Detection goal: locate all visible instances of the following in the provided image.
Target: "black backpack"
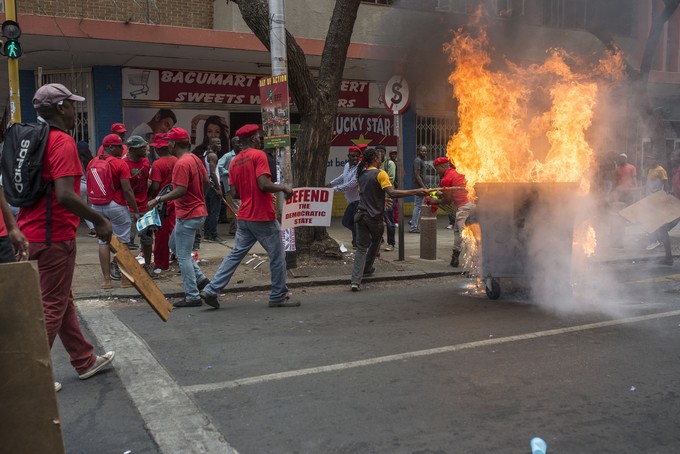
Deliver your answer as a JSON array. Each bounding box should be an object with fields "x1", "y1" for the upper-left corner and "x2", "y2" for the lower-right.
[{"x1": 0, "y1": 122, "x2": 53, "y2": 242}]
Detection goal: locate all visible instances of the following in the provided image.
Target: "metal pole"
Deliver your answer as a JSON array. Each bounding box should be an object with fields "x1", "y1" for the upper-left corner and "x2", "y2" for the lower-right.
[
  {"x1": 395, "y1": 111, "x2": 405, "y2": 261},
  {"x1": 5, "y1": 0, "x2": 22, "y2": 124},
  {"x1": 269, "y1": 0, "x2": 296, "y2": 268}
]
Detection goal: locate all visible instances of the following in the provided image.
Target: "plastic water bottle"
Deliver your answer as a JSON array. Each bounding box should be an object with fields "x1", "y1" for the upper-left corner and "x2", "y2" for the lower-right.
[{"x1": 530, "y1": 437, "x2": 547, "y2": 454}]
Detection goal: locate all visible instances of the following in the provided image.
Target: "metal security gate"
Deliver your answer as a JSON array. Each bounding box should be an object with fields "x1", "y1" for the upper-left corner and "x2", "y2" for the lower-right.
[
  {"x1": 36, "y1": 69, "x2": 95, "y2": 145},
  {"x1": 415, "y1": 114, "x2": 457, "y2": 161}
]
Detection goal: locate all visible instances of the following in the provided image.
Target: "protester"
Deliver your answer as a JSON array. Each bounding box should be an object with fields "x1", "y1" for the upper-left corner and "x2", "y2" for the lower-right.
[
  {"x1": 377, "y1": 144, "x2": 396, "y2": 251},
  {"x1": 76, "y1": 140, "x2": 97, "y2": 237},
  {"x1": 217, "y1": 137, "x2": 241, "y2": 235},
  {"x1": 645, "y1": 154, "x2": 669, "y2": 251},
  {"x1": 389, "y1": 148, "x2": 399, "y2": 223},
  {"x1": 97, "y1": 123, "x2": 129, "y2": 157},
  {"x1": 654, "y1": 150, "x2": 680, "y2": 265},
  {"x1": 148, "y1": 127, "x2": 210, "y2": 307},
  {"x1": 613, "y1": 153, "x2": 638, "y2": 205},
  {"x1": 18, "y1": 83, "x2": 115, "y2": 391},
  {"x1": 195, "y1": 137, "x2": 224, "y2": 243},
  {"x1": 328, "y1": 146, "x2": 361, "y2": 248},
  {"x1": 351, "y1": 147, "x2": 429, "y2": 291},
  {"x1": 148, "y1": 133, "x2": 177, "y2": 272},
  {"x1": 198, "y1": 124, "x2": 297, "y2": 309},
  {"x1": 0, "y1": 183, "x2": 28, "y2": 263},
  {"x1": 409, "y1": 145, "x2": 429, "y2": 233},
  {"x1": 123, "y1": 135, "x2": 155, "y2": 275},
  {"x1": 430, "y1": 157, "x2": 475, "y2": 268}
]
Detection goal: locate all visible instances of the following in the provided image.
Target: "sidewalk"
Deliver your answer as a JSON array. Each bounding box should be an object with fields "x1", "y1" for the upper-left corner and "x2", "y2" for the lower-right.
[{"x1": 71, "y1": 216, "x2": 680, "y2": 300}]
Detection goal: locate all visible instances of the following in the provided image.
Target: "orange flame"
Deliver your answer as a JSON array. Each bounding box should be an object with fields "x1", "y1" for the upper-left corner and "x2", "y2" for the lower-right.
[
  {"x1": 573, "y1": 220, "x2": 597, "y2": 257},
  {"x1": 444, "y1": 27, "x2": 625, "y2": 196}
]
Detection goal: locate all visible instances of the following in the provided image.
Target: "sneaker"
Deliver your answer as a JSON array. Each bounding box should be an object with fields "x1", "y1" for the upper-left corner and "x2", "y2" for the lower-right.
[
  {"x1": 646, "y1": 240, "x2": 661, "y2": 251},
  {"x1": 204, "y1": 235, "x2": 227, "y2": 244},
  {"x1": 79, "y1": 351, "x2": 115, "y2": 380},
  {"x1": 409, "y1": 228, "x2": 420, "y2": 234},
  {"x1": 199, "y1": 290, "x2": 220, "y2": 309},
  {"x1": 446, "y1": 224, "x2": 454, "y2": 230},
  {"x1": 110, "y1": 262, "x2": 121, "y2": 280},
  {"x1": 87, "y1": 229, "x2": 97, "y2": 238},
  {"x1": 350, "y1": 284, "x2": 360, "y2": 292},
  {"x1": 54, "y1": 382, "x2": 62, "y2": 392},
  {"x1": 384, "y1": 245, "x2": 394, "y2": 252},
  {"x1": 268, "y1": 295, "x2": 301, "y2": 307},
  {"x1": 144, "y1": 265, "x2": 158, "y2": 280},
  {"x1": 173, "y1": 299, "x2": 203, "y2": 308},
  {"x1": 197, "y1": 277, "x2": 210, "y2": 291}
]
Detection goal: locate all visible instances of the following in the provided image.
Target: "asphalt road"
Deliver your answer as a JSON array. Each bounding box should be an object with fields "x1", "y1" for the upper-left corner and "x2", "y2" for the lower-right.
[{"x1": 53, "y1": 261, "x2": 680, "y2": 453}]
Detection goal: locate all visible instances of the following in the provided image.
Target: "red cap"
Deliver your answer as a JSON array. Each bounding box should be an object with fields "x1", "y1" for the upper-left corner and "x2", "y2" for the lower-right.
[
  {"x1": 149, "y1": 133, "x2": 169, "y2": 148},
  {"x1": 102, "y1": 134, "x2": 123, "y2": 147},
  {"x1": 166, "y1": 127, "x2": 190, "y2": 142},
  {"x1": 433, "y1": 157, "x2": 450, "y2": 167},
  {"x1": 235, "y1": 124, "x2": 260, "y2": 139},
  {"x1": 111, "y1": 123, "x2": 127, "y2": 133}
]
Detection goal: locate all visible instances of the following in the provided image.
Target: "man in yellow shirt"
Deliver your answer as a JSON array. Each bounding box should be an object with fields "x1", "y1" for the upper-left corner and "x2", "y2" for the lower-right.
[{"x1": 645, "y1": 154, "x2": 669, "y2": 250}]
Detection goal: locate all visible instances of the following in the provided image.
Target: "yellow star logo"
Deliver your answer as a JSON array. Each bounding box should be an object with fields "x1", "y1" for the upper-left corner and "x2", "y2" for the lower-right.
[{"x1": 351, "y1": 134, "x2": 372, "y2": 147}]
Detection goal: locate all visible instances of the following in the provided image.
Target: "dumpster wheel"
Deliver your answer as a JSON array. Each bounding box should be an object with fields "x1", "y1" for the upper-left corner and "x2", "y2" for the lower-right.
[{"x1": 485, "y1": 278, "x2": 501, "y2": 300}]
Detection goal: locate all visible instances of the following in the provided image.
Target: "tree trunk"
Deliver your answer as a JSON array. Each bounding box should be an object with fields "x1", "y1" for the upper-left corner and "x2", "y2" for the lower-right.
[{"x1": 228, "y1": 0, "x2": 361, "y2": 257}]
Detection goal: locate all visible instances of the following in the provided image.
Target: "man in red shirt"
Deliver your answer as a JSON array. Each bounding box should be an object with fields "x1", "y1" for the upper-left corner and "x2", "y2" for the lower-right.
[
  {"x1": 123, "y1": 135, "x2": 154, "y2": 275},
  {"x1": 97, "y1": 123, "x2": 129, "y2": 157},
  {"x1": 148, "y1": 133, "x2": 177, "y2": 272},
  {"x1": 18, "y1": 83, "x2": 115, "y2": 390},
  {"x1": 87, "y1": 134, "x2": 140, "y2": 288},
  {"x1": 614, "y1": 153, "x2": 638, "y2": 205},
  {"x1": 196, "y1": 124, "x2": 297, "y2": 309},
  {"x1": 148, "y1": 127, "x2": 210, "y2": 307},
  {"x1": 431, "y1": 157, "x2": 476, "y2": 268}
]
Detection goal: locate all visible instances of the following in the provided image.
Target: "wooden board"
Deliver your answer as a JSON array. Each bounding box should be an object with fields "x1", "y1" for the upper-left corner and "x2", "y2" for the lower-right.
[
  {"x1": 0, "y1": 261, "x2": 65, "y2": 454},
  {"x1": 618, "y1": 191, "x2": 680, "y2": 233},
  {"x1": 109, "y1": 236, "x2": 173, "y2": 321}
]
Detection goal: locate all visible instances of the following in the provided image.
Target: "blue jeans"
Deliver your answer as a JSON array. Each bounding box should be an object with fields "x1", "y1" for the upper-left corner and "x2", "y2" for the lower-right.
[
  {"x1": 171, "y1": 216, "x2": 207, "y2": 301},
  {"x1": 410, "y1": 195, "x2": 425, "y2": 230},
  {"x1": 342, "y1": 200, "x2": 359, "y2": 247},
  {"x1": 203, "y1": 187, "x2": 221, "y2": 239},
  {"x1": 204, "y1": 219, "x2": 288, "y2": 302}
]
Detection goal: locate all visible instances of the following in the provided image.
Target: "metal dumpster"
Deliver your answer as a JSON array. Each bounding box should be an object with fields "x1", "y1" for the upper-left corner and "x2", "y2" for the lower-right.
[{"x1": 474, "y1": 182, "x2": 577, "y2": 300}]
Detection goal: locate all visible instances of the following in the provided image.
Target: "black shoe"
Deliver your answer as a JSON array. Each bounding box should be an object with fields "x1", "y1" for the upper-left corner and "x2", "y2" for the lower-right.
[
  {"x1": 199, "y1": 290, "x2": 220, "y2": 309},
  {"x1": 197, "y1": 277, "x2": 210, "y2": 291},
  {"x1": 110, "y1": 262, "x2": 121, "y2": 280},
  {"x1": 144, "y1": 265, "x2": 158, "y2": 280},
  {"x1": 450, "y1": 251, "x2": 460, "y2": 268},
  {"x1": 363, "y1": 266, "x2": 376, "y2": 276},
  {"x1": 268, "y1": 295, "x2": 301, "y2": 307},
  {"x1": 173, "y1": 299, "x2": 202, "y2": 308}
]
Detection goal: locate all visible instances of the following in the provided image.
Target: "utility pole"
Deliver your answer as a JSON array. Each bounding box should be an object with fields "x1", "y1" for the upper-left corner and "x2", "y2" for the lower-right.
[
  {"x1": 268, "y1": 0, "x2": 296, "y2": 268},
  {"x1": 4, "y1": 0, "x2": 22, "y2": 123}
]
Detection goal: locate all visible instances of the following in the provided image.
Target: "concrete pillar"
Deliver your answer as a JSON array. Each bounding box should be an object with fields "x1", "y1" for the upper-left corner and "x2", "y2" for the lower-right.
[{"x1": 420, "y1": 206, "x2": 437, "y2": 260}]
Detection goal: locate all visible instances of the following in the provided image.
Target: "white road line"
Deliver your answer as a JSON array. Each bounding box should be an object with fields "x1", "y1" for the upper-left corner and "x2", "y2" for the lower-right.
[
  {"x1": 78, "y1": 299, "x2": 239, "y2": 454},
  {"x1": 184, "y1": 309, "x2": 680, "y2": 395}
]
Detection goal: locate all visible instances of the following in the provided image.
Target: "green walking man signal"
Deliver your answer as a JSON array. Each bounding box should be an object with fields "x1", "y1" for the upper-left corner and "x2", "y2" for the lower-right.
[{"x1": 1, "y1": 20, "x2": 22, "y2": 59}]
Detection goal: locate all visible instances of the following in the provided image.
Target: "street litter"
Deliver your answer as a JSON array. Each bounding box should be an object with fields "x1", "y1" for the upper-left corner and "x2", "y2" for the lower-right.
[
  {"x1": 630, "y1": 385, "x2": 636, "y2": 392},
  {"x1": 245, "y1": 256, "x2": 258, "y2": 265},
  {"x1": 530, "y1": 437, "x2": 547, "y2": 454},
  {"x1": 339, "y1": 243, "x2": 348, "y2": 253},
  {"x1": 253, "y1": 260, "x2": 266, "y2": 269}
]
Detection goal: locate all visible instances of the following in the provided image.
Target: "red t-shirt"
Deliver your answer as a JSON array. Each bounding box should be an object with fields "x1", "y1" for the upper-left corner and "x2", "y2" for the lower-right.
[
  {"x1": 229, "y1": 148, "x2": 276, "y2": 221},
  {"x1": 123, "y1": 156, "x2": 151, "y2": 212},
  {"x1": 17, "y1": 129, "x2": 82, "y2": 242},
  {"x1": 615, "y1": 163, "x2": 637, "y2": 190},
  {"x1": 0, "y1": 206, "x2": 7, "y2": 237},
  {"x1": 172, "y1": 153, "x2": 207, "y2": 220},
  {"x1": 149, "y1": 155, "x2": 177, "y2": 194},
  {"x1": 440, "y1": 167, "x2": 470, "y2": 207}
]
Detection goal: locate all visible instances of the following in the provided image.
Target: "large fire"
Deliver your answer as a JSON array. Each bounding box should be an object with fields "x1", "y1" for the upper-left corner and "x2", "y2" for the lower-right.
[{"x1": 444, "y1": 26, "x2": 625, "y2": 196}]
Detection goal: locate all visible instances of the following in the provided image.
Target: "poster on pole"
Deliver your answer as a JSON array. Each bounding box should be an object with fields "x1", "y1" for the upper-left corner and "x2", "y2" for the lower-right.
[
  {"x1": 282, "y1": 188, "x2": 335, "y2": 229},
  {"x1": 259, "y1": 74, "x2": 291, "y2": 148}
]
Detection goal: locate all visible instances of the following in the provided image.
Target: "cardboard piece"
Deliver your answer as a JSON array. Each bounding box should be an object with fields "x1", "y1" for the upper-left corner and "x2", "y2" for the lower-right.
[
  {"x1": 0, "y1": 261, "x2": 65, "y2": 454},
  {"x1": 618, "y1": 191, "x2": 680, "y2": 233},
  {"x1": 109, "y1": 236, "x2": 173, "y2": 321}
]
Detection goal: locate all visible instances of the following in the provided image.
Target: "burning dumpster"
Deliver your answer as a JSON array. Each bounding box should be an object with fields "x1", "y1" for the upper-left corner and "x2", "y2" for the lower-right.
[{"x1": 474, "y1": 183, "x2": 578, "y2": 300}]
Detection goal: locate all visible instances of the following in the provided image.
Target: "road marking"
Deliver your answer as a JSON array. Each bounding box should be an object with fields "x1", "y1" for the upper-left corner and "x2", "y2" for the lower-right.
[
  {"x1": 78, "y1": 300, "x2": 239, "y2": 454},
  {"x1": 626, "y1": 273, "x2": 680, "y2": 284},
  {"x1": 184, "y1": 309, "x2": 680, "y2": 394}
]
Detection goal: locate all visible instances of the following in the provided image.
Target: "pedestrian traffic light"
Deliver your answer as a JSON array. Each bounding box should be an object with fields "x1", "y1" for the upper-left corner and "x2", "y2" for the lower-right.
[{"x1": 1, "y1": 20, "x2": 22, "y2": 59}]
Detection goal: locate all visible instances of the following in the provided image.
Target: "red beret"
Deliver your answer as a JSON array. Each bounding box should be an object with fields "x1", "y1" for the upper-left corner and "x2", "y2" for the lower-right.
[
  {"x1": 166, "y1": 127, "x2": 190, "y2": 142},
  {"x1": 348, "y1": 146, "x2": 361, "y2": 154},
  {"x1": 433, "y1": 157, "x2": 450, "y2": 167},
  {"x1": 357, "y1": 143, "x2": 368, "y2": 150},
  {"x1": 102, "y1": 134, "x2": 123, "y2": 147},
  {"x1": 235, "y1": 124, "x2": 260, "y2": 139},
  {"x1": 149, "y1": 133, "x2": 169, "y2": 148},
  {"x1": 111, "y1": 123, "x2": 127, "y2": 133}
]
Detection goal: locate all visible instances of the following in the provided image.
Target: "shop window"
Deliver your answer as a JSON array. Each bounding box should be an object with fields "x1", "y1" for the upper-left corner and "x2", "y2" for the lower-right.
[{"x1": 542, "y1": 0, "x2": 634, "y2": 36}]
